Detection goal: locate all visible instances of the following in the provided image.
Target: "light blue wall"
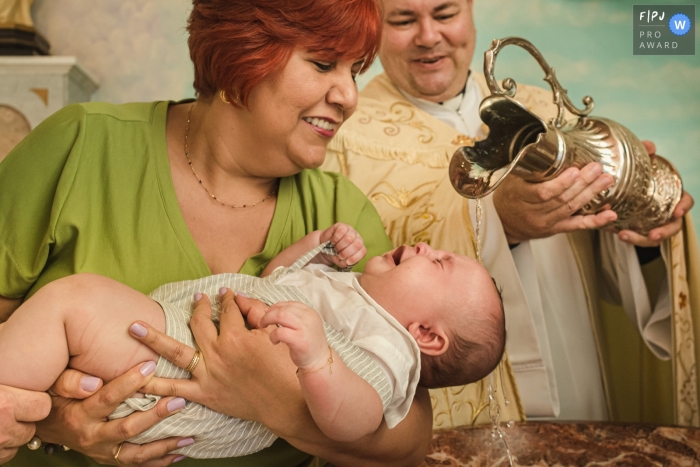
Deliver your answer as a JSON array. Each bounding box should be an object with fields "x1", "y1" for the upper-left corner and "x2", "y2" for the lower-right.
[
  {"x1": 32, "y1": 0, "x2": 194, "y2": 103},
  {"x1": 33, "y1": 0, "x2": 700, "y2": 239}
]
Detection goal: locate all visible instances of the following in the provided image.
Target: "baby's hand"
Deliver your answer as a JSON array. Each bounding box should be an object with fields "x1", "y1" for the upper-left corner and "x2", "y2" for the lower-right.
[
  {"x1": 258, "y1": 301, "x2": 329, "y2": 371},
  {"x1": 320, "y1": 223, "x2": 366, "y2": 270},
  {"x1": 234, "y1": 293, "x2": 267, "y2": 328}
]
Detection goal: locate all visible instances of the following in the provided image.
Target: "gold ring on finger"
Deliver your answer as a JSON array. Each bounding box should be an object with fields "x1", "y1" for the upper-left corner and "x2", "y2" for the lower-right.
[
  {"x1": 184, "y1": 349, "x2": 202, "y2": 372},
  {"x1": 114, "y1": 442, "x2": 123, "y2": 465}
]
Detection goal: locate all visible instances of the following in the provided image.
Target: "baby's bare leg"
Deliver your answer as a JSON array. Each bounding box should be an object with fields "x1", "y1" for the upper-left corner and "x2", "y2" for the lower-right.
[{"x1": 0, "y1": 274, "x2": 166, "y2": 391}]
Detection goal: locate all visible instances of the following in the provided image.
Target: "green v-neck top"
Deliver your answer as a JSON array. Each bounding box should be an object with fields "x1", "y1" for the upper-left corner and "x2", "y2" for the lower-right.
[{"x1": 0, "y1": 101, "x2": 392, "y2": 467}]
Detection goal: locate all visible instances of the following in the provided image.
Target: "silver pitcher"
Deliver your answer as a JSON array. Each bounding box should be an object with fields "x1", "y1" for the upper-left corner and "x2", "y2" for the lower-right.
[{"x1": 449, "y1": 37, "x2": 682, "y2": 234}]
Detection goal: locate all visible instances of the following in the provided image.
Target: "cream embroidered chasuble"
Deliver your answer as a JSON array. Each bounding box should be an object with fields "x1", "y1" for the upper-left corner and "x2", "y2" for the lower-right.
[{"x1": 324, "y1": 72, "x2": 700, "y2": 427}]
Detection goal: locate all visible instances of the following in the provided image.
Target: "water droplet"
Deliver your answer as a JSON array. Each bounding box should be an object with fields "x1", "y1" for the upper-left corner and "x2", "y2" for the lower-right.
[{"x1": 475, "y1": 199, "x2": 483, "y2": 264}]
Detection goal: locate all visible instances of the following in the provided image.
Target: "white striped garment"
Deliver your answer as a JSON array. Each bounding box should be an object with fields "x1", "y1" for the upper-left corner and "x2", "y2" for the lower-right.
[{"x1": 108, "y1": 243, "x2": 391, "y2": 459}]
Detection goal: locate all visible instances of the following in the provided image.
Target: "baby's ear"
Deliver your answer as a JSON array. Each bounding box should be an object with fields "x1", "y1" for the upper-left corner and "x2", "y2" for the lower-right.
[{"x1": 407, "y1": 322, "x2": 449, "y2": 356}]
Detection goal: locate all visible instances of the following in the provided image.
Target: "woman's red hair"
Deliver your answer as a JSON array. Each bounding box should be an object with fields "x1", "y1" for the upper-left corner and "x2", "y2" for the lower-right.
[{"x1": 188, "y1": 0, "x2": 382, "y2": 105}]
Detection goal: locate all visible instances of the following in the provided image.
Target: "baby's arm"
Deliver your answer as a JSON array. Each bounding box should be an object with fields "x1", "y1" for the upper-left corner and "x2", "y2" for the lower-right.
[
  {"x1": 239, "y1": 296, "x2": 384, "y2": 441},
  {"x1": 261, "y1": 223, "x2": 366, "y2": 277}
]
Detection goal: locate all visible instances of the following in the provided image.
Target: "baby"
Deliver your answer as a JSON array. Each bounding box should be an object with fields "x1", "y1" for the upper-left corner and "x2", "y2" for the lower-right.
[{"x1": 0, "y1": 223, "x2": 505, "y2": 459}]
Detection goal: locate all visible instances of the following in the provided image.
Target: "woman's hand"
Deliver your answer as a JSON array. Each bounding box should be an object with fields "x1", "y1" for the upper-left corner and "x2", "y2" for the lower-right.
[
  {"x1": 131, "y1": 290, "x2": 302, "y2": 430},
  {"x1": 0, "y1": 384, "x2": 51, "y2": 464},
  {"x1": 36, "y1": 364, "x2": 192, "y2": 466}
]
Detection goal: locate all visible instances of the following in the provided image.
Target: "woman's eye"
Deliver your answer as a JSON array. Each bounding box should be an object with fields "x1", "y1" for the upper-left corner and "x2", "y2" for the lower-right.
[{"x1": 313, "y1": 62, "x2": 332, "y2": 72}]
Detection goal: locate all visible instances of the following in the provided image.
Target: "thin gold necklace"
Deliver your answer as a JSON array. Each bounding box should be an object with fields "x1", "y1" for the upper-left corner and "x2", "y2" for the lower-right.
[{"x1": 184, "y1": 105, "x2": 277, "y2": 208}]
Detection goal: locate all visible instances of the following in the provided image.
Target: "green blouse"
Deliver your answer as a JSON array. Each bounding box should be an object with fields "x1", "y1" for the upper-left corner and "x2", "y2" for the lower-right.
[{"x1": 0, "y1": 101, "x2": 392, "y2": 467}]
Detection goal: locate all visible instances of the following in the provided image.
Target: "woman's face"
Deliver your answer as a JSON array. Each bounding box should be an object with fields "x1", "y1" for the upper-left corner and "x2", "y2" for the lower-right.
[{"x1": 239, "y1": 49, "x2": 365, "y2": 176}]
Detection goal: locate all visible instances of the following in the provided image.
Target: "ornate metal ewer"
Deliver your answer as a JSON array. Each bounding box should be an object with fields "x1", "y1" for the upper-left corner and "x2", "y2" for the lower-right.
[{"x1": 449, "y1": 37, "x2": 682, "y2": 234}]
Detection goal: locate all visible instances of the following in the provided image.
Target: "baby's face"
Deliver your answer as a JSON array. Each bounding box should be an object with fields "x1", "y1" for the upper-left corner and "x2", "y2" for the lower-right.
[{"x1": 359, "y1": 243, "x2": 488, "y2": 327}]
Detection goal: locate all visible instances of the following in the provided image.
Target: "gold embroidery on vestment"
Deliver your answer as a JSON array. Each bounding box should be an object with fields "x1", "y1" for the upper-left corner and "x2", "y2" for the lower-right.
[
  {"x1": 431, "y1": 377, "x2": 509, "y2": 428},
  {"x1": 369, "y1": 181, "x2": 436, "y2": 210},
  {"x1": 369, "y1": 181, "x2": 442, "y2": 247},
  {"x1": 670, "y1": 231, "x2": 699, "y2": 425},
  {"x1": 357, "y1": 102, "x2": 435, "y2": 143},
  {"x1": 451, "y1": 135, "x2": 475, "y2": 146}
]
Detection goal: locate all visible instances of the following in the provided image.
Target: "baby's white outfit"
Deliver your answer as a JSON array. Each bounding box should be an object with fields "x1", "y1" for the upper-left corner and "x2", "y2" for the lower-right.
[{"x1": 108, "y1": 243, "x2": 420, "y2": 459}]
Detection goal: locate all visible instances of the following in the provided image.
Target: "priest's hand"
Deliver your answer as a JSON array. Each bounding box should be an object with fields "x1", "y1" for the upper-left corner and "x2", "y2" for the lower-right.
[
  {"x1": 493, "y1": 161, "x2": 616, "y2": 244},
  {"x1": 614, "y1": 142, "x2": 694, "y2": 247}
]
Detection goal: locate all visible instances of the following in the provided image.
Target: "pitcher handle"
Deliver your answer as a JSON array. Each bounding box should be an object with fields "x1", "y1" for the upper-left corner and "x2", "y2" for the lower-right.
[{"x1": 484, "y1": 37, "x2": 594, "y2": 128}]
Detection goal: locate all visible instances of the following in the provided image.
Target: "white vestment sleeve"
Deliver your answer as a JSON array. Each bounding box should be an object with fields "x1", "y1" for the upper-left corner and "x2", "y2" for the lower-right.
[{"x1": 598, "y1": 233, "x2": 672, "y2": 360}]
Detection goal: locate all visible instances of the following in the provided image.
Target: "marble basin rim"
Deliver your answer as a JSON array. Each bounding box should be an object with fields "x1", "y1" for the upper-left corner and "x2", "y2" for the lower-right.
[{"x1": 421, "y1": 421, "x2": 700, "y2": 467}]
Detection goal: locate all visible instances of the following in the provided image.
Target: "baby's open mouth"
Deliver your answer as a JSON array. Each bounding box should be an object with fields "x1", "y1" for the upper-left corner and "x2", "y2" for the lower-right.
[{"x1": 392, "y1": 246, "x2": 407, "y2": 265}]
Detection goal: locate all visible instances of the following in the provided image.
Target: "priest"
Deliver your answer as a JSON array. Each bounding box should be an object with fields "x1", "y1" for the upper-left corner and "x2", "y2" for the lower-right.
[{"x1": 323, "y1": 0, "x2": 700, "y2": 427}]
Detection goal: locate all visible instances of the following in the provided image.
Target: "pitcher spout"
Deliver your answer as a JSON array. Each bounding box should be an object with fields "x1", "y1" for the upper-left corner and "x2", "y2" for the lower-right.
[{"x1": 449, "y1": 95, "x2": 564, "y2": 199}]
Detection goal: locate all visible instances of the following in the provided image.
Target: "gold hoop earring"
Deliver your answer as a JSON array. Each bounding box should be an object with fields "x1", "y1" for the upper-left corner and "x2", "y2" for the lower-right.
[{"x1": 220, "y1": 89, "x2": 241, "y2": 105}]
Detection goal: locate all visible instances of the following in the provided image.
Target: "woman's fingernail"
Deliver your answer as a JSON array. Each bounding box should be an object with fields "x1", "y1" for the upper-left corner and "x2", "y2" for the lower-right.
[
  {"x1": 237, "y1": 292, "x2": 249, "y2": 298},
  {"x1": 219, "y1": 287, "x2": 227, "y2": 296},
  {"x1": 174, "y1": 455, "x2": 186, "y2": 463},
  {"x1": 167, "y1": 397, "x2": 186, "y2": 412},
  {"x1": 130, "y1": 322, "x2": 148, "y2": 338},
  {"x1": 140, "y1": 361, "x2": 157, "y2": 376},
  {"x1": 620, "y1": 234, "x2": 629, "y2": 242},
  {"x1": 80, "y1": 376, "x2": 100, "y2": 392},
  {"x1": 194, "y1": 292, "x2": 202, "y2": 302},
  {"x1": 177, "y1": 438, "x2": 194, "y2": 448}
]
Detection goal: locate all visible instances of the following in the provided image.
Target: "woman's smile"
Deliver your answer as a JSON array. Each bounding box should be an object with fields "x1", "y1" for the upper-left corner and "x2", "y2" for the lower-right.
[{"x1": 302, "y1": 116, "x2": 339, "y2": 138}]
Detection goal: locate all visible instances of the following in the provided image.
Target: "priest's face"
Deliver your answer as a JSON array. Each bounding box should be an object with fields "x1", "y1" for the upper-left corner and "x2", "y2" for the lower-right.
[{"x1": 379, "y1": 0, "x2": 476, "y2": 103}]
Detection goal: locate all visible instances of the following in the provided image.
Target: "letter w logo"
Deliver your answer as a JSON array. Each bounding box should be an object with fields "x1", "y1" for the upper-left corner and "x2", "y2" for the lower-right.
[{"x1": 674, "y1": 20, "x2": 686, "y2": 29}]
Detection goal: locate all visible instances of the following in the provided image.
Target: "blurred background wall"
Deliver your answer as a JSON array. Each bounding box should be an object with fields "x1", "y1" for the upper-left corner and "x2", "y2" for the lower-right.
[
  {"x1": 29, "y1": 0, "x2": 700, "y2": 236},
  {"x1": 32, "y1": 0, "x2": 194, "y2": 102}
]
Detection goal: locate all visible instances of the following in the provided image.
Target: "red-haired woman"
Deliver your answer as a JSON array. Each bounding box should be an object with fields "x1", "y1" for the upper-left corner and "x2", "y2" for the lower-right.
[{"x1": 0, "y1": 0, "x2": 433, "y2": 466}]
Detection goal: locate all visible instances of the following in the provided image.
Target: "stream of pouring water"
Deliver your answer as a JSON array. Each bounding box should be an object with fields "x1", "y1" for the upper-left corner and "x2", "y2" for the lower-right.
[{"x1": 475, "y1": 198, "x2": 515, "y2": 467}]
